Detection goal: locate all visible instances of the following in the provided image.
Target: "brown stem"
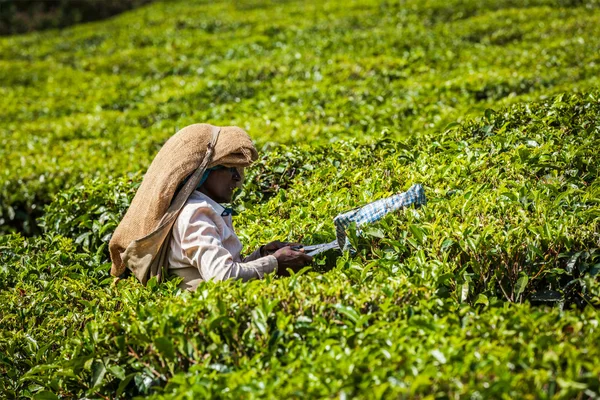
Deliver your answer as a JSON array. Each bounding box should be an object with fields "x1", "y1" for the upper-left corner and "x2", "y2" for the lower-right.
[
  {"x1": 127, "y1": 345, "x2": 162, "y2": 379},
  {"x1": 497, "y1": 277, "x2": 513, "y2": 302}
]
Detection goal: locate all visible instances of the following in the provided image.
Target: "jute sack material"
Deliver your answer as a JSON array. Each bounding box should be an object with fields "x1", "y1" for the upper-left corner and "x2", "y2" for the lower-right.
[{"x1": 109, "y1": 123, "x2": 258, "y2": 284}]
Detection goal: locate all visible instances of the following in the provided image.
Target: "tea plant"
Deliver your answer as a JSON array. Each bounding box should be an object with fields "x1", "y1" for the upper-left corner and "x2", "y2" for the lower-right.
[
  {"x1": 2, "y1": 0, "x2": 600, "y2": 233},
  {"x1": 2, "y1": 91, "x2": 599, "y2": 398},
  {"x1": 1, "y1": 0, "x2": 600, "y2": 398}
]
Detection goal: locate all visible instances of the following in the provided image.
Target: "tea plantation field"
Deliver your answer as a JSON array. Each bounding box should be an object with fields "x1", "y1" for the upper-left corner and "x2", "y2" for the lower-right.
[{"x1": 1, "y1": 0, "x2": 600, "y2": 398}]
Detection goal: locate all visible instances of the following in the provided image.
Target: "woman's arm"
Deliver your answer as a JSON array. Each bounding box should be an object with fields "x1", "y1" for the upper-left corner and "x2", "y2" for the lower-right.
[
  {"x1": 178, "y1": 209, "x2": 278, "y2": 281},
  {"x1": 242, "y1": 246, "x2": 264, "y2": 262}
]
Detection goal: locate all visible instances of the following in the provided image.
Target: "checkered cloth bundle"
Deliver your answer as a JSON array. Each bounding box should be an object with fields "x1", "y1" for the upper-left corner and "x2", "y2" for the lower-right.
[{"x1": 333, "y1": 184, "x2": 427, "y2": 250}]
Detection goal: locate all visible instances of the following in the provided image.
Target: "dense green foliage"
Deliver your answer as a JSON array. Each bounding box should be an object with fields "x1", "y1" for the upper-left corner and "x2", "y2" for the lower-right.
[
  {"x1": 2, "y1": 93, "x2": 600, "y2": 398},
  {"x1": 1, "y1": 0, "x2": 600, "y2": 398},
  {"x1": 2, "y1": 0, "x2": 600, "y2": 234}
]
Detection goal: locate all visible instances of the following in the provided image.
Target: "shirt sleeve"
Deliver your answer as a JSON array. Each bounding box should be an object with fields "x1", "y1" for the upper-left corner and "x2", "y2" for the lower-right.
[
  {"x1": 243, "y1": 247, "x2": 264, "y2": 262},
  {"x1": 180, "y1": 208, "x2": 278, "y2": 282}
]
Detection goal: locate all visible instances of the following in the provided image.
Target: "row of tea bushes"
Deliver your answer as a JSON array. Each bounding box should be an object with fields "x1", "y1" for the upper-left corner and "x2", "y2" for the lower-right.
[
  {"x1": 1, "y1": 91, "x2": 597, "y2": 397},
  {"x1": 3, "y1": 235, "x2": 598, "y2": 398},
  {"x1": 30, "y1": 91, "x2": 600, "y2": 306},
  {"x1": 2, "y1": 0, "x2": 600, "y2": 234}
]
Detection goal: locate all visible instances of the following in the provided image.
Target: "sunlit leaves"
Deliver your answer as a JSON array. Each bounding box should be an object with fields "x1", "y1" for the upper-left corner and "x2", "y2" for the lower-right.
[
  {"x1": 2, "y1": 0, "x2": 600, "y2": 234},
  {"x1": 2, "y1": 0, "x2": 600, "y2": 398}
]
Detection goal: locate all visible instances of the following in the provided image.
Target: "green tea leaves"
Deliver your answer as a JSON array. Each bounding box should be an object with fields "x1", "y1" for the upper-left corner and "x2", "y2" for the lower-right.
[
  {"x1": 515, "y1": 273, "x2": 529, "y2": 301},
  {"x1": 90, "y1": 360, "x2": 106, "y2": 388},
  {"x1": 2, "y1": 0, "x2": 600, "y2": 398},
  {"x1": 154, "y1": 337, "x2": 175, "y2": 360}
]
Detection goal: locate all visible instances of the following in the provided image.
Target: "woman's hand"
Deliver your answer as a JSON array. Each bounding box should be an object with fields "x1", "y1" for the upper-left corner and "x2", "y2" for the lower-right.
[
  {"x1": 262, "y1": 240, "x2": 300, "y2": 256},
  {"x1": 272, "y1": 246, "x2": 313, "y2": 276}
]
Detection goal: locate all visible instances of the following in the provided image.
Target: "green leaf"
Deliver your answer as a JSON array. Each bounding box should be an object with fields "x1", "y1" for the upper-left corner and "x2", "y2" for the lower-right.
[
  {"x1": 252, "y1": 310, "x2": 268, "y2": 336},
  {"x1": 90, "y1": 360, "x2": 106, "y2": 388},
  {"x1": 440, "y1": 239, "x2": 454, "y2": 252},
  {"x1": 556, "y1": 378, "x2": 587, "y2": 390},
  {"x1": 444, "y1": 122, "x2": 460, "y2": 131},
  {"x1": 364, "y1": 227, "x2": 385, "y2": 239},
  {"x1": 109, "y1": 365, "x2": 126, "y2": 380},
  {"x1": 209, "y1": 316, "x2": 234, "y2": 331},
  {"x1": 409, "y1": 224, "x2": 425, "y2": 245},
  {"x1": 334, "y1": 304, "x2": 360, "y2": 325},
  {"x1": 117, "y1": 372, "x2": 137, "y2": 396},
  {"x1": 474, "y1": 293, "x2": 489, "y2": 306},
  {"x1": 33, "y1": 391, "x2": 59, "y2": 400},
  {"x1": 515, "y1": 273, "x2": 529, "y2": 299},
  {"x1": 75, "y1": 232, "x2": 91, "y2": 247},
  {"x1": 565, "y1": 252, "x2": 581, "y2": 274},
  {"x1": 431, "y1": 349, "x2": 447, "y2": 364},
  {"x1": 154, "y1": 337, "x2": 175, "y2": 360},
  {"x1": 146, "y1": 276, "x2": 159, "y2": 290},
  {"x1": 458, "y1": 282, "x2": 469, "y2": 303}
]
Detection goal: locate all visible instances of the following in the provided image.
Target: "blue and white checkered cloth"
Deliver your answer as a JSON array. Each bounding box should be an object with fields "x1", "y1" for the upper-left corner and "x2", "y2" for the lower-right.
[{"x1": 333, "y1": 184, "x2": 427, "y2": 250}]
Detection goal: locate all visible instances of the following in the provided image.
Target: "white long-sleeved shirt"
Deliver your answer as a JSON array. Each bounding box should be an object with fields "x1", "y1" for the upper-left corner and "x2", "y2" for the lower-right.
[{"x1": 168, "y1": 191, "x2": 278, "y2": 290}]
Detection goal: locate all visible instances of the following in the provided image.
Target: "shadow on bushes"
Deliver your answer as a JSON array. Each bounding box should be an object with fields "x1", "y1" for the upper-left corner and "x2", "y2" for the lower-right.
[{"x1": 0, "y1": 0, "x2": 153, "y2": 36}]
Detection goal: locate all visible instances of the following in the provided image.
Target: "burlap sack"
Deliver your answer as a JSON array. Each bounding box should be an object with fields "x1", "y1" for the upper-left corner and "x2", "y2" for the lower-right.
[{"x1": 109, "y1": 123, "x2": 258, "y2": 284}]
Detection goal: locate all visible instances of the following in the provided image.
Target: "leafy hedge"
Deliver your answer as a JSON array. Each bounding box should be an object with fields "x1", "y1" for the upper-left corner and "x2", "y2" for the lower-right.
[
  {"x1": 35, "y1": 91, "x2": 600, "y2": 304},
  {"x1": 2, "y1": 0, "x2": 600, "y2": 398},
  {"x1": 1, "y1": 92, "x2": 599, "y2": 398},
  {"x1": 2, "y1": 0, "x2": 600, "y2": 234}
]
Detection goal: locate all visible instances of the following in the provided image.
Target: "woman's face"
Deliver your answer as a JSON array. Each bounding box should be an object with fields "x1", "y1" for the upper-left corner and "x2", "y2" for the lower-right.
[{"x1": 200, "y1": 167, "x2": 244, "y2": 203}]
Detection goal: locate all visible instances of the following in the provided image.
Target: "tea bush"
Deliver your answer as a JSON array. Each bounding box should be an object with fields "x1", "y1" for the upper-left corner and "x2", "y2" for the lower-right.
[
  {"x1": 35, "y1": 91, "x2": 600, "y2": 303},
  {"x1": 1, "y1": 0, "x2": 600, "y2": 398},
  {"x1": 2, "y1": 91, "x2": 599, "y2": 398},
  {"x1": 2, "y1": 0, "x2": 600, "y2": 233}
]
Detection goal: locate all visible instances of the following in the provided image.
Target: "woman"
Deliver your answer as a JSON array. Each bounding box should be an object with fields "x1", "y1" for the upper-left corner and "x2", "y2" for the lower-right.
[{"x1": 109, "y1": 124, "x2": 311, "y2": 290}]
